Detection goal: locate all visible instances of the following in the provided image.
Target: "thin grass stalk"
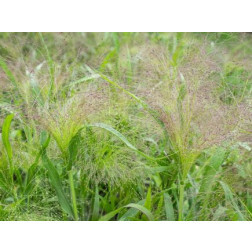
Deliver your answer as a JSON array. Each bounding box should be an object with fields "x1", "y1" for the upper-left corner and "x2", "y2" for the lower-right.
[
  {"x1": 38, "y1": 32, "x2": 55, "y2": 101},
  {"x1": 69, "y1": 170, "x2": 78, "y2": 221},
  {"x1": 178, "y1": 183, "x2": 185, "y2": 221}
]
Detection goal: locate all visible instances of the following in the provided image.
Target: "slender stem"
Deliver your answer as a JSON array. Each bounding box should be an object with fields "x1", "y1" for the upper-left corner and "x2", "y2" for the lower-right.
[
  {"x1": 69, "y1": 170, "x2": 78, "y2": 221},
  {"x1": 178, "y1": 183, "x2": 185, "y2": 221}
]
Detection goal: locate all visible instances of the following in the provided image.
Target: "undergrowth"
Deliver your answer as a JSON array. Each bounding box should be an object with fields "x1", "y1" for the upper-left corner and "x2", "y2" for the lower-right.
[{"x1": 0, "y1": 32, "x2": 251, "y2": 221}]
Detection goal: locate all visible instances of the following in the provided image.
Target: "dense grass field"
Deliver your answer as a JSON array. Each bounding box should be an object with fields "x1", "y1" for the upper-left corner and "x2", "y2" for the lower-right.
[{"x1": 0, "y1": 32, "x2": 251, "y2": 221}]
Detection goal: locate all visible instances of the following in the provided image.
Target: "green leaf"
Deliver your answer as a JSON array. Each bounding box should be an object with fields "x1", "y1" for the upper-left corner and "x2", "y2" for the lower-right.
[
  {"x1": 67, "y1": 75, "x2": 100, "y2": 89},
  {"x1": 100, "y1": 49, "x2": 117, "y2": 71},
  {"x1": 199, "y1": 147, "x2": 226, "y2": 219},
  {"x1": 164, "y1": 193, "x2": 175, "y2": 221},
  {"x1": 119, "y1": 200, "x2": 145, "y2": 221},
  {"x1": 125, "y1": 203, "x2": 154, "y2": 221},
  {"x1": 200, "y1": 148, "x2": 226, "y2": 189},
  {"x1": 90, "y1": 123, "x2": 137, "y2": 150},
  {"x1": 89, "y1": 123, "x2": 165, "y2": 161},
  {"x1": 42, "y1": 153, "x2": 73, "y2": 218},
  {"x1": 24, "y1": 132, "x2": 51, "y2": 195},
  {"x1": 99, "y1": 202, "x2": 154, "y2": 221},
  {"x1": 151, "y1": 166, "x2": 170, "y2": 174},
  {"x1": 99, "y1": 207, "x2": 123, "y2": 221},
  {"x1": 0, "y1": 172, "x2": 9, "y2": 193},
  {"x1": 208, "y1": 148, "x2": 226, "y2": 170},
  {"x1": 0, "y1": 57, "x2": 18, "y2": 88},
  {"x1": 40, "y1": 130, "x2": 51, "y2": 148},
  {"x1": 92, "y1": 185, "x2": 100, "y2": 221},
  {"x1": 144, "y1": 186, "x2": 152, "y2": 211},
  {"x1": 69, "y1": 170, "x2": 78, "y2": 221},
  {"x1": 219, "y1": 181, "x2": 246, "y2": 221},
  {"x1": 67, "y1": 130, "x2": 81, "y2": 171},
  {"x1": 97, "y1": 73, "x2": 172, "y2": 150},
  {"x1": 155, "y1": 195, "x2": 164, "y2": 219},
  {"x1": 2, "y1": 114, "x2": 14, "y2": 171},
  {"x1": 178, "y1": 83, "x2": 187, "y2": 102}
]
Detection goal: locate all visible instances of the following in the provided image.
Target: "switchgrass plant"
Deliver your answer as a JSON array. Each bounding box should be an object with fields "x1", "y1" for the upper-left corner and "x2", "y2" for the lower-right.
[{"x1": 0, "y1": 32, "x2": 251, "y2": 221}]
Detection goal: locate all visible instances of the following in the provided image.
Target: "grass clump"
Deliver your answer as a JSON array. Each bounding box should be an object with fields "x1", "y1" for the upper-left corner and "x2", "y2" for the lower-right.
[{"x1": 0, "y1": 32, "x2": 251, "y2": 221}]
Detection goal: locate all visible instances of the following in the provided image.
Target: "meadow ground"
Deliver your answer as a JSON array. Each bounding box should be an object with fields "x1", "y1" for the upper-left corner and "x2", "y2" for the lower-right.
[{"x1": 0, "y1": 32, "x2": 251, "y2": 221}]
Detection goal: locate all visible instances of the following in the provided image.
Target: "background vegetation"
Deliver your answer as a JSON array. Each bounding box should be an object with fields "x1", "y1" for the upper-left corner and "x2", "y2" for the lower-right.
[{"x1": 0, "y1": 32, "x2": 251, "y2": 221}]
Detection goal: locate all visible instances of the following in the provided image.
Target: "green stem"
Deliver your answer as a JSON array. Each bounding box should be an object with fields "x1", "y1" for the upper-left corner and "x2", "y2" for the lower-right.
[
  {"x1": 69, "y1": 170, "x2": 78, "y2": 221},
  {"x1": 178, "y1": 183, "x2": 185, "y2": 221}
]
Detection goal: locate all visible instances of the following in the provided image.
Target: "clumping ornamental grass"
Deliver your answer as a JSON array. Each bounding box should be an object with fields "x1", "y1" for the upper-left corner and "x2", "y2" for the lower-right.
[{"x1": 0, "y1": 32, "x2": 251, "y2": 221}]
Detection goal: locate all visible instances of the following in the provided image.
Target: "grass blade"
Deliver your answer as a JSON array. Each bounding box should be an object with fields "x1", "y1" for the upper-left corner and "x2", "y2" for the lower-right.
[
  {"x1": 125, "y1": 203, "x2": 154, "y2": 221},
  {"x1": 96, "y1": 72, "x2": 172, "y2": 150},
  {"x1": 0, "y1": 172, "x2": 9, "y2": 193},
  {"x1": 199, "y1": 147, "x2": 226, "y2": 219},
  {"x1": 68, "y1": 75, "x2": 100, "y2": 88},
  {"x1": 92, "y1": 185, "x2": 100, "y2": 221},
  {"x1": 119, "y1": 200, "x2": 145, "y2": 221},
  {"x1": 2, "y1": 114, "x2": 14, "y2": 176},
  {"x1": 144, "y1": 186, "x2": 152, "y2": 210},
  {"x1": 99, "y1": 207, "x2": 123, "y2": 221},
  {"x1": 24, "y1": 132, "x2": 51, "y2": 195},
  {"x1": 90, "y1": 123, "x2": 137, "y2": 150},
  {"x1": 69, "y1": 170, "x2": 78, "y2": 221},
  {"x1": 219, "y1": 181, "x2": 246, "y2": 221},
  {"x1": 0, "y1": 57, "x2": 18, "y2": 88},
  {"x1": 67, "y1": 130, "x2": 81, "y2": 171},
  {"x1": 42, "y1": 152, "x2": 73, "y2": 218},
  {"x1": 164, "y1": 193, "x2": 175, "y2": 221},
  {"x1": 89, "y1": 123, "x2": 165, "y2": 161},
  {"x1": 99, "y1": 202, "x2": 154, "y2": 221}
]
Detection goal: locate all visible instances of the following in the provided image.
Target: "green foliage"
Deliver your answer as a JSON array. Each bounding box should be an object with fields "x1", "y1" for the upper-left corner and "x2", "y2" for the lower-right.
[
  {"x1": 164, "y1": 193, "x2": 175, "y2": 221},
  {"x1": 2, "y1": 114, "x2": 14, "y2": 171},
  {"x1": 91, "y1": 185, "x2": 100, "y2": 221},
  {"x1": 0, "y1": 32, "x2": 251, "y2": 221},
  {"x1": 99, "y1": 203, "x2": 154, "y2": 221},
  {"x1": 42, "y1": 152, "x2": 74, "y2": 218},
  {"x1": 219, "y1": 62, "x2": 252, "y2": 104},
  {"x1": 0, "y1": 57, "x2": 18, "y2": 88}
]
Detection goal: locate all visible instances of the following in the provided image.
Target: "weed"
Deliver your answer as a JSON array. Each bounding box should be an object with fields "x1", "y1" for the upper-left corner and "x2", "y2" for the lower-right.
[{"x1": 0, "y1": 32, "x2": 251, "y2": 221}]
